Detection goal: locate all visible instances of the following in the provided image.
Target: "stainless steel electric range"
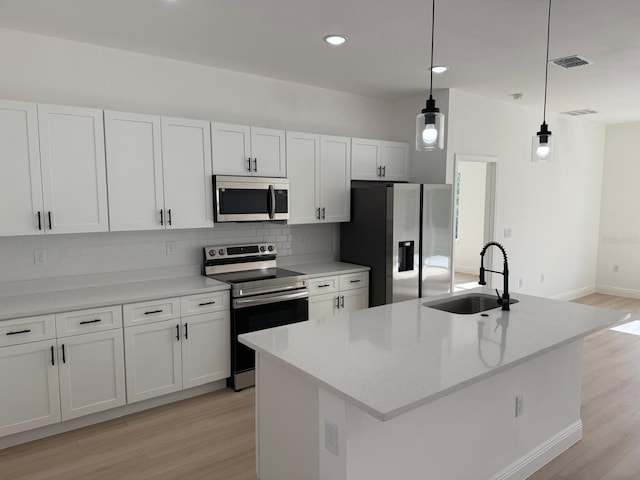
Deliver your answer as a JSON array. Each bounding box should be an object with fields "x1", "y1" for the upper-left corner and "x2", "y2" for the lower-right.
[{"x1": 203, "y1": 243, "x2": 309, "y2": 391}]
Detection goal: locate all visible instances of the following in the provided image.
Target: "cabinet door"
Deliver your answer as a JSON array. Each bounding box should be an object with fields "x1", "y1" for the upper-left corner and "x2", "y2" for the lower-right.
[
  {"x1": 0, "y1": 340, "x2": 60, "y2": 437},
  {"x1": 161, "y1": 117, "x2": 213, "y2": 229},
  {"x1": 58, "y1": 330, "x2": 126, "y2": 420},
  {"x1": 351, "y1": 138, "x2": 381, "y2": 181},
  {"x1": 181, "y1": 311, "x2": 230, "y2": 389},
  {"x1": 251, "y1": 127, "x2": 286, "y2": 177},
  {"x1": 381, "y1": 141, "x2": 409, "y2": 181},
  {"x1": 124, "y1": 320, "x2": 182, "y2": 403},
  {"x1": 286, "y1": 131, "x2": 320, "y2": 224},
  {"x1": 309, "y1": 292, "x2": 338, "y2": 320},
  {"x1": 38, "y1": 104, "x2": 108, "y2": 234},
  {"x1": 211, "y1": 122, "x2": 252, "y2": 176},
  {"x1": 105, "y1": 111, "x2": 165, "y2": 231},
  {"x1": 319, "y1": 135, "x2": 351, "y2": 223},
  {"x1": 0, "y1": 100, "x2": 44, "y2": 236},
  {"x1": 340, "y1": 287, "x2": 369, "y2": 314}
]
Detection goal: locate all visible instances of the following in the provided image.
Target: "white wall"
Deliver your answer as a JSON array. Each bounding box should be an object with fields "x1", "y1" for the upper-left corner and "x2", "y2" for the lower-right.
[
  {"x1": 446, "y1": 89, "x2": 605, "y2": 299},
  {"x1": 0, "y1": 27, "x2": 394, "y2": 287},
  {"x1": 454, "y1": 162, "x2": 487, "y2": 273},
  {"x1": 596, "y1": 122, "x2": 640, "y2": 297}
]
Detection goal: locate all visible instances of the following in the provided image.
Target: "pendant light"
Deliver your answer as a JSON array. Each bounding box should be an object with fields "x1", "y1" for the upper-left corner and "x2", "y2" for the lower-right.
[
  {"x1": 532, "y1": 0, "x2": 554, "y2": 162},
  {"x1": 416, "y1": 0, "x2": 444, "y2": 151}
]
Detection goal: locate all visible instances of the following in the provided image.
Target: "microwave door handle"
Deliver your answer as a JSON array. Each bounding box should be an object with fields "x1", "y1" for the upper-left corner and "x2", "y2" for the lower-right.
[{"x1": 268, "y1": 184, "x2": 275, "y2": 219}]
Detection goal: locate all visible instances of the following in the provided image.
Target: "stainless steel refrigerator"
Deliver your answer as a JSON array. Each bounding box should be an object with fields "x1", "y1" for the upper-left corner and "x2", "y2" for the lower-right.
[{"x1": 340, "y1": 181, "x2": 453, "y2": 307}]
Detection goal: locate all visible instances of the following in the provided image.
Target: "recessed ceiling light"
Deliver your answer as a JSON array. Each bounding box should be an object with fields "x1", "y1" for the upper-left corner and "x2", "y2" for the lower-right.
[
  {"x1": 324, "y1": 35, "x2": 348, "y2": 46},
  {"x1": 431, "y1": 65, "x2": 448, "y2": 74}
]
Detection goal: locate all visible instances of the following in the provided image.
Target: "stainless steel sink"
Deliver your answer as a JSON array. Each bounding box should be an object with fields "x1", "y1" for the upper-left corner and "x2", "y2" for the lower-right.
[{"x1": 423, "y1": 293, "x2": 519, "y2": 315}]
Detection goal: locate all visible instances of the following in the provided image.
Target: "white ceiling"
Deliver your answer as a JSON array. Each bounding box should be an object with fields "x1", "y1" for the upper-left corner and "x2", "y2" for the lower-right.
[{"x1": 1, "y1": 0, "x2": 639, "y2": 124}]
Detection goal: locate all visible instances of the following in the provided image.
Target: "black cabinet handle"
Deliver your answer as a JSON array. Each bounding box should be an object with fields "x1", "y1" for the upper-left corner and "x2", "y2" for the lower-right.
[
  {"x1": 349, "y1": 279, "x2": 361, "y2": 283},
  {"x1": 247, "y1": 157, "x2": 252, "y2": 172},
  {"x1": 62, "y1": 344, "x2": 66, "y2": 364},
  {"x1": 79, "y1": 319, "x2": 102, "y2": 325},
  {"x1": 377, "y1": 166, "x2": 382, "y2": 177},
  {"x1": 340, "y1": 296, "x2": 345, "y2": 308},
  {"x1": 321, "y1": 207, "x2": 326, "y2": 220},
  {"x1": 318, "y1": 284, "x2": 331, "y2": 288},
  {"x1": 382, "y1": 166, "x2": 386, "y2": 177},
  {"x1": 48, "y1": 211, "x2": 52, "y2": 230},
  {"x1": 6, "y1": 329, "x2": 31, "y2": 336},
  {"x1": 316, "y1": 207, "x2": 321, "y2": 220},
  {"x1": 160, "y1": 209, "x2": 164, "y2": 226},
  {"x1": 167, "y1": 209, "x2": 172, "y2": 226},
  {"x1": 184, "y1": 323, "x2": 188, "y2": 340},
  {"x1": 198, "y1": 301, "x2": 216, "y2": 306},
  {"x1": 335, "y1": 296, "x2": 340, "y2": 309},
  {"x1": 253, "y1": 157, "x2": 258, "y2": 172},
  {"x1": 37, "y1": 211, "x2": 42, "y2": 231},
  {"x1": 176, "y1": 324, "x2": 180, "y2": 341},
  {"x1": 51, "y1": 345, "x2": 55, "y2": 366},
  {"x1": 144, "y1": 310, "x2": 163, "y2": 315}
]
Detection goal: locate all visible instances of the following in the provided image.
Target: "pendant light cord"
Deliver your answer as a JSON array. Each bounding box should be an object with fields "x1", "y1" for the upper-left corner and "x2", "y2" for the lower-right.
[
  {"x1": 429, "y1": 0, "x2": 435, "y2": 97},
  {"x1": 542, "y1": 0, "x2": 552, "y2": 123}
]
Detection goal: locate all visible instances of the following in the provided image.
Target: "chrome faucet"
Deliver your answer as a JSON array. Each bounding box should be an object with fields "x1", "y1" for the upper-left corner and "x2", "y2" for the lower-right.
[{"x1": 479, "y1": 241, "x2": 510, "y2": 311}]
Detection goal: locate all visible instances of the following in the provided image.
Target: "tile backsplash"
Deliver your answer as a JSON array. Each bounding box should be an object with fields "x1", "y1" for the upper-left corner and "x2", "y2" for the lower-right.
[{"x1": 0, "y1": 223, "x2": 337, "y2": 295}]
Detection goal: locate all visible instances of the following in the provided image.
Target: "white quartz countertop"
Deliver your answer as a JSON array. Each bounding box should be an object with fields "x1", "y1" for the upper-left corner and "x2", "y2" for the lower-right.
[
  {"x1": 284, "y1": 261, "x2": 370, "y2": 278},
  {"x1": 239, "y1": 288, "x2": 629, "y2": 421},
  {"x1": 0, "y1": 276, "x2": 229, "y2": 321}
]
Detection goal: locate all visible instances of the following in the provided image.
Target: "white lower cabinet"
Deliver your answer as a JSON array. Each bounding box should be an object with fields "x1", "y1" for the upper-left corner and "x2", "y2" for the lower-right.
[
  {"x1": 308, "y1": 271, "x2": 369, "y2": 320},
  {"x1": 124, "y1": 292, "x2": 230, "y2": 403},
  {"x1": 58, "y1": 329, "x2": 126, "y2": 420},
  {"x1": 0, "y1": 339, "x2": 61, "y2": 437}
]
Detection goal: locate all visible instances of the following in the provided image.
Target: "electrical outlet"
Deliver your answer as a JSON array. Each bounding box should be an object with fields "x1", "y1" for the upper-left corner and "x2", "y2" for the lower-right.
[
  {"x1": 540, "y1": 273, "x2": 545, "y2": 283},
  {"x1": 324, "y1": 420, "x2": 339, "y2": 455},
  {"x1": 518, "y1": 278, "x2": 523, "y2": 288},
  {"x1": 34, "y1": 249, "x2": 47, "y2": 265},
  {"x1": 503, "y1": 227, "x2": 512, "y2": 239},
  {"x1": 613, "y1": 265, "x2": 619, "y2": 273},
  {"x1": 515, "y1": 393, "x2": 524, "y2": 417},
  {"x1": 166, "y1": 242, "x2": 176, "y2": 255}
]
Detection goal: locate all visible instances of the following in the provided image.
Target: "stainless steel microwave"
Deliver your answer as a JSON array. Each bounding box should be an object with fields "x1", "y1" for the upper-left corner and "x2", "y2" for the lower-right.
[{"x1": 213, "y1": 176, "x2": 289, "y2": 222}]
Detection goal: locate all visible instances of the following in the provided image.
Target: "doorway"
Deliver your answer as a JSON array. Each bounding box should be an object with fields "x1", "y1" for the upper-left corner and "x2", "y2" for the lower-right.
[{"x1": 452, "y1": 154, "x2": 498, "y2": 290}]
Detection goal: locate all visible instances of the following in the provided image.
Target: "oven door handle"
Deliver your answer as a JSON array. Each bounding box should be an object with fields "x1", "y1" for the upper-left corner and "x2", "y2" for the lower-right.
[
  {"x1": 233, "y1": 290, "x2": 309, "y2": 309},
  {"x1": 268, "y1": 184, "x2": 275, "y2": 220}
]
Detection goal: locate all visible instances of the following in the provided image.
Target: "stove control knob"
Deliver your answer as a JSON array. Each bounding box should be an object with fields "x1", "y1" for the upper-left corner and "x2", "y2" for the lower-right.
[
  {"x1": 268, "y1": 245, "x2": 275, "y2": 252},
  {"x1": 218, "y1": 249, "x2": 225, "y2": 255},
  {"x1": 208, "y1": 249, "x2": 216, "y2": 257},
  {"x1": 260, "y1": 246, "x2": 266, "y2": 252}
]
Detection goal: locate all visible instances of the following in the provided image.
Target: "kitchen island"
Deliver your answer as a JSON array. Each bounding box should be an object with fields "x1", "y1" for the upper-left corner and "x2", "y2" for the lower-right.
[{"x1": 239, "y1": 288, "x2": 629, "y2": 480}]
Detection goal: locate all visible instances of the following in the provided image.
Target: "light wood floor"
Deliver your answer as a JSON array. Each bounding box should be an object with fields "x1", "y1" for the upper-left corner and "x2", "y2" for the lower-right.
[
  {"x1": 1, "y1": 293, "x2": 640, "y2": 480},
  {"x1": 454, "y1": 271, "x2": 480, "y2": 285}
]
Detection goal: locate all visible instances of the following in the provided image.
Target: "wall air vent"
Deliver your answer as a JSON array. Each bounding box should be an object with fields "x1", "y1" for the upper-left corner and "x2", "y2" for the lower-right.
[
  {"x1": 561, "y1": 109, "x2": 598, "y2": 116},
  {"x1": 551, "y1": 55, "x2": 591, "y2": 69}
]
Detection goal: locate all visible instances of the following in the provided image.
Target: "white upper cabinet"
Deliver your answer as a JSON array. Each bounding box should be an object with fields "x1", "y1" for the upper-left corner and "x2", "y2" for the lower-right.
[
  {"x1": 0, "y1": 100, "x2": 43, "y2": 236},
  {"x1": 37, "y1": 104, "x2": 109, "y2": 234},
  {"x1": 351, "y1": 138, "x2": 409, "y2": 181},
  {"x1": 105, "y1": 111, "x2": 164, "y2": 231},
  {"x1": 105, "y1": 111, "x2": 214, "y2": 231},
  {"x1": 161, "y1": 117, "x2": 213, "y2": 229},
  {"x1": 287, "y1": 132, "x2": 350, "y2": 224},
  {"x1": 212, "y1": 122, "x2": 286, "y2": 177}
]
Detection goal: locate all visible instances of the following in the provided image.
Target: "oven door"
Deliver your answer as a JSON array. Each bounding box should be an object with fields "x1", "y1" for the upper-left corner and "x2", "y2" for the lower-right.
[
  {"x1": 214, "y1": 176, "x2": 289, "y2": 222},
  {"x1": 229, "y1": 290, "x2": 308, "y2": 390}
]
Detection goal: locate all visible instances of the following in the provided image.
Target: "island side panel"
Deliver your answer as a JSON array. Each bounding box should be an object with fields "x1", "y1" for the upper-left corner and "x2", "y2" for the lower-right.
[
  {"x1": 256, "y1": 353, "x2": 319, "y2": 480},
  {"x1": 341, "y1": 340, "x2": 583, "y2": 480}
]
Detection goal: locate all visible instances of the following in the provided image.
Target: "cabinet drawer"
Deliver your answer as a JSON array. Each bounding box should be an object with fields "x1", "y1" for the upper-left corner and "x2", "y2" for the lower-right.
[
  {"x1": 339, "y1": 272, "x2": 369, "y2": 291},
  {"x1": 181, "y1": 292, "x2": 229, "y2": 317},
  {"x1": 55, "y1": 306, "x2": 123, "y2": 337},
  {"x1": 0, "y1": 315, "x2": 56, "y2": 347},
  {"x1": 123, "y1": 298, "x2": 180, "y2": 327},
  {"x1": 308, "y1": 276, "x2": 339, "y2": 296}
]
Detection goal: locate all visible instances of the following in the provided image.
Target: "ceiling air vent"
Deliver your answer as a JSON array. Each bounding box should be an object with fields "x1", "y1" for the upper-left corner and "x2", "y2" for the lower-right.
[
  {"x1": 551, "y1": 55, "x2": 591, "y2": 69},
  {"x1": 561, "y1": 109, "x2": 598, "y2": 116}
]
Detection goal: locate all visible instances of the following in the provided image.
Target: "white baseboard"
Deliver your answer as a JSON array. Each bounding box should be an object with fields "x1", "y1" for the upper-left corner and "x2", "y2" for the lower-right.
[
  {"x1": 551, "y1": 285, "x2": 596, "y2": 301},
  {"x1": 490, "y1": 420, "x2": 582, "y2": 480},
  {"x1": 0, "y1": 380, "x2": 227, "y2": 450},
  {"x1": 596, "y1": 285, "x2": 640, "y2": 299}
]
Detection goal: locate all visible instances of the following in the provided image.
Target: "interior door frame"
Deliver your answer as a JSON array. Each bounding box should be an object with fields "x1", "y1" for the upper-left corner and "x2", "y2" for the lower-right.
[{"x1": 452, "y1": 153, "x2": 499, "y2": 289}]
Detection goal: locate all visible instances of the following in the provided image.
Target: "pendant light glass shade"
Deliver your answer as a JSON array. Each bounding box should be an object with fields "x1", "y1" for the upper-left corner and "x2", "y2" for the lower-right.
[
  {"x1": 531, "y1": 122, "x2": 553, "y2": 162},
  {"x1": 416, "y1": 0, "x2": 445, "y2": 152},
  {"x1": 416, "y1": 97, "x2": 445, "y2": 151}
]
